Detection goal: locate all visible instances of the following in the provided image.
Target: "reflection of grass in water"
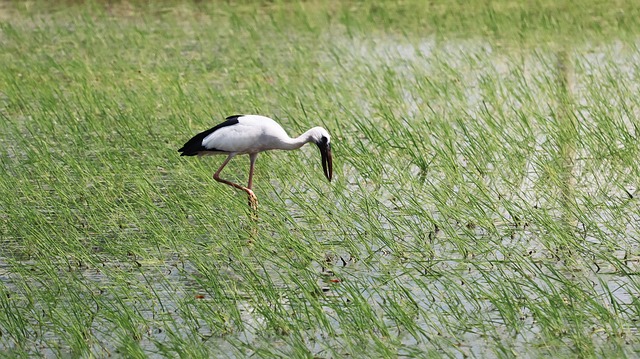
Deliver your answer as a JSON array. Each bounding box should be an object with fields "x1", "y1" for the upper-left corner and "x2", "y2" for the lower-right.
[{"x1": 1, "y1": 0, "x2": 640, "y2": 357}]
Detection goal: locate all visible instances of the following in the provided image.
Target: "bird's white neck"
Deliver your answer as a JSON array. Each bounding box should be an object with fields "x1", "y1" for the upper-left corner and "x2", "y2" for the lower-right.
[{"x1": 277, "y1": 128, "x2": 321, "y2": 150}]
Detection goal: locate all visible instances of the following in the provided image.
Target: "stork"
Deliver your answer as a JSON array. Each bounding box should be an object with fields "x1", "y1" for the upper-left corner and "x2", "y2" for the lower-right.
[{"x1": 178, "y1": 115, "x2": 333, "y2": 209}]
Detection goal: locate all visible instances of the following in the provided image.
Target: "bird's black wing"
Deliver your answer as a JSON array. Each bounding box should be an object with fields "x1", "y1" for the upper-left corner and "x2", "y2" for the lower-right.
[{"x1": 177, "y1": 116, "x2": 242, "y2": 156}]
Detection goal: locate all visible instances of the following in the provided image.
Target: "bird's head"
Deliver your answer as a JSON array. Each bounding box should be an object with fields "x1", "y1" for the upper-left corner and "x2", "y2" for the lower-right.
[{"x1": 309, "y1": 127, "x2": 333, "y2": 182}]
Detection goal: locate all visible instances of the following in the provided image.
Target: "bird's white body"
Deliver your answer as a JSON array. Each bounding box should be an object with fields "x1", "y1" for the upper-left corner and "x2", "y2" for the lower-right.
[{"x1": 201, "y1": 115, "x2": 327, "y2": 154}]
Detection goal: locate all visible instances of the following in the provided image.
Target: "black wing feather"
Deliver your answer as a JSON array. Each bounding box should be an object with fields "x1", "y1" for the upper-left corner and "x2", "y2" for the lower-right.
[{"x1": 177, "y1": 116, "x2": 242, "y2": 156}]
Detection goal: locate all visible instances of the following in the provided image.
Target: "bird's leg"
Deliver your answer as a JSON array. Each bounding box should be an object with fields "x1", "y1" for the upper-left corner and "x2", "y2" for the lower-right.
[
  {"x1": 246, "y1": 153, "x2": 259, "y2": 210},
  {"x1": 213, "y1": 154, "x2": 258, "y2": 211},
  {"x1": 247, "y1": 153, "x2": 258, "y2": 189},
  {"x1": 213, "y1": 154, "x2": 252, "y2": 193}
]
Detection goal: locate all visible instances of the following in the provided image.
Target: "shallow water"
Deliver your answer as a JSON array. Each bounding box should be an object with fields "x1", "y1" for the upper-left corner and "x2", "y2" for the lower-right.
[{"x1": 2, "y1": 24, "x2": 640, "y2": 357}]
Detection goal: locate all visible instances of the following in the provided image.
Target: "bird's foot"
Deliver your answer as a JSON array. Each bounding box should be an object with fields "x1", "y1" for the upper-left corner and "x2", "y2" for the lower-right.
[{"x1": 247, "y1": 190, "x2": 258, "y2": 212}]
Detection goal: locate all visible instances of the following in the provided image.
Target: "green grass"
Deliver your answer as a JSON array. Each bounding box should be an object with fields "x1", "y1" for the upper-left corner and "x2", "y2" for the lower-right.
[{"x1": 1, "y1": 0, "x2": 640, "y2": 357}]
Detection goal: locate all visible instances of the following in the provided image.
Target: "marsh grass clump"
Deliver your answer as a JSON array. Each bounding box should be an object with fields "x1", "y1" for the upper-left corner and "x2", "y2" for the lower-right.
[{"x1": 1, "y1": 0, "x2": 640, "y2": 357}]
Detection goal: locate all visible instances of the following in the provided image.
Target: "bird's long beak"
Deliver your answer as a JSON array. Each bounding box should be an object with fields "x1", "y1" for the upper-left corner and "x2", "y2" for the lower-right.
[{"x1": 320, "y1": 143, "x2": 333, "y2": 181}]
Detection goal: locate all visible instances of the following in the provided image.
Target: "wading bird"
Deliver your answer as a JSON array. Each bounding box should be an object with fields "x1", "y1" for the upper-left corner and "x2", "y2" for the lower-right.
[{"x1": 178, "y1": 115, "x2": 333, "y2": 209}]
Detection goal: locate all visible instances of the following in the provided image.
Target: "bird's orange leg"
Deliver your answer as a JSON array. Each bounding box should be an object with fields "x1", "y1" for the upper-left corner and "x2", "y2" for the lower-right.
[{"x1": 213, "y1": 154, "x2": 258, "y2": 210}]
